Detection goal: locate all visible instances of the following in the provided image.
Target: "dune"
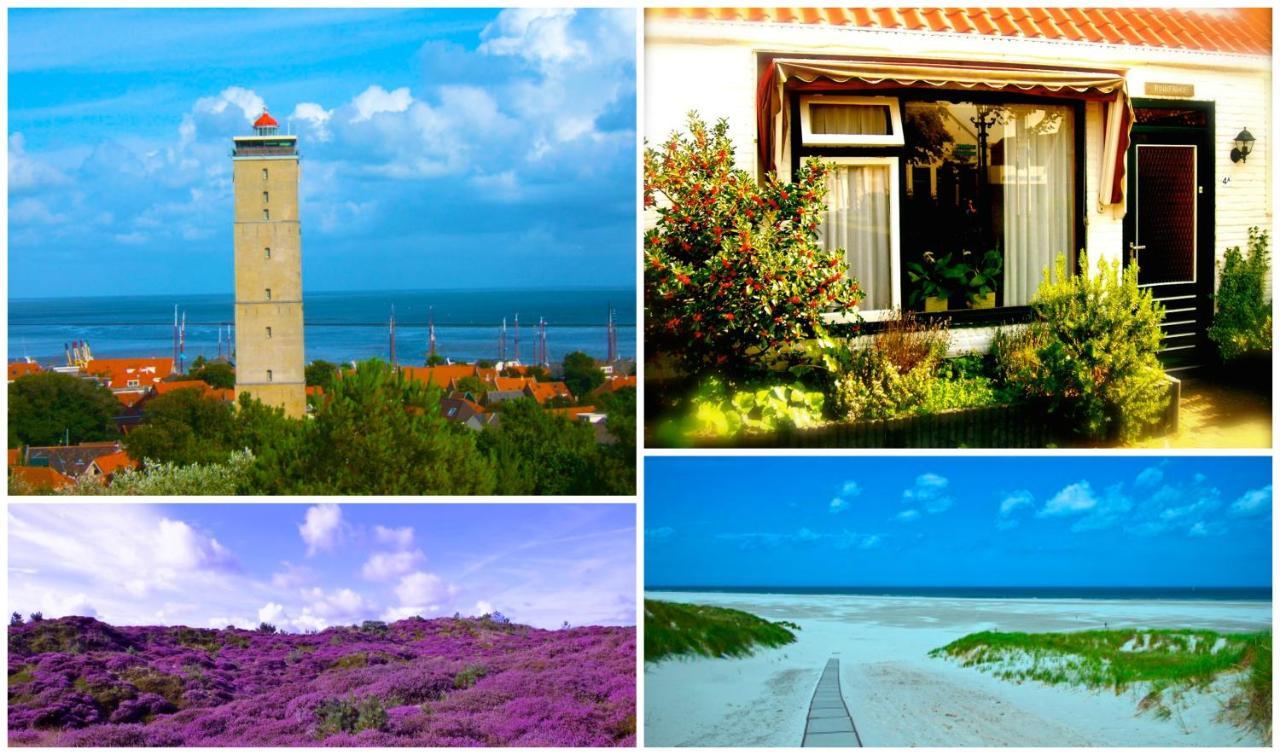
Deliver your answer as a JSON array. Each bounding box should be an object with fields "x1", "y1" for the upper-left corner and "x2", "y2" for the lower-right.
[{"x1": 643, "y1": 591, "x2": 1270, "y2": 747}]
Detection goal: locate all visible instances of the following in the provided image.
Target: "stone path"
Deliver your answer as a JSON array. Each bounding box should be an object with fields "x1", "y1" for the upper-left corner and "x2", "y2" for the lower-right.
[{"x1": 802, "y1": 657, "x2": 862, "y2": 747}]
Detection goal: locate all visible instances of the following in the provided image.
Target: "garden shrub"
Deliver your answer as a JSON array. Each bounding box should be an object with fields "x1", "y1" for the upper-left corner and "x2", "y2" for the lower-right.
[
  {"x1": 870, "y1": 310, "x2": 950, "y2": 374},
  {"x1": 644, "y1": 113, "x2": 862, "y2": 378},
  {"x1": 824, "y1": 312, "x2": 952, "y2": 421},
  {"x1": 666, "y1": 378, "x2": 825, "y2": 440},
  {"x1": 1000, "y1": 254, "x2": 1169, "y2": 442},
  {"x1": 1209, "y1": 227, "x2": 1271, "y2": 360}
]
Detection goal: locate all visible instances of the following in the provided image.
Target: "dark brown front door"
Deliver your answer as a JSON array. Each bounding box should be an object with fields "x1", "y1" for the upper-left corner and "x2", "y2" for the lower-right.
[{"x1": 1123, "y1": 102, "x2": 1215, "y2": 371}]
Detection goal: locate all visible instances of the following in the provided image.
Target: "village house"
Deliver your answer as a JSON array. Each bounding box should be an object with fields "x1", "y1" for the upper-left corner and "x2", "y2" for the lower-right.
[
  {"x1": 12, "y1": 441, "x2": 132, "y2": 479},
  {"x1": 646, "y1": 7, "x2": 1271, "y2": 370}
]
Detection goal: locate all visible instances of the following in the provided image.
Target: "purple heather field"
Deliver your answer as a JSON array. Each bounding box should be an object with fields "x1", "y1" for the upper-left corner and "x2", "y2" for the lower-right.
[{"x1": 8, "y1": 614, "x2": 636, "y2": 747}]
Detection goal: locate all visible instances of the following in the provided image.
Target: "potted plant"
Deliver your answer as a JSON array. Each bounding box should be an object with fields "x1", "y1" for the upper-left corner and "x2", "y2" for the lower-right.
[
  {"x1": 965, "y1": 248, "x2": 1003, "y2": 309},
  {"x1": 907, "y1": 251, "x2": 967, "y2": 312}
]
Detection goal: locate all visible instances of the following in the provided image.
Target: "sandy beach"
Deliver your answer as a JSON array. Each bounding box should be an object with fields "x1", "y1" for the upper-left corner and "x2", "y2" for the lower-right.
[{"x1": 643, "y1": 591, "x2": 1272, "y2": 747}]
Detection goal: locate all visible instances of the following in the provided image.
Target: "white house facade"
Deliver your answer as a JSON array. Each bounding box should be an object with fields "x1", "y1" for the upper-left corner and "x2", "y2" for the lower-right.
[{"x1": 646, "y1": 8, "x2": 1271, "y2": 366}]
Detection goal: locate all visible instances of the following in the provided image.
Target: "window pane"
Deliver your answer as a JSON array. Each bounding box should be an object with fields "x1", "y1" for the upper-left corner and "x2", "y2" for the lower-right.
[
  {"x1": 810, "y1": 103, "x2": 891, "y2": 136},
  {"x1": 820, "y1": 164, "x2": 892, "y2": 311},
  {"x1": 903, "y1": 101, "x2": 1074, "y2": 308}
]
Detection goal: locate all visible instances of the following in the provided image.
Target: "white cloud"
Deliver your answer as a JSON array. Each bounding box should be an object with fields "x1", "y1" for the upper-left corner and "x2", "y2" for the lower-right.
[
  {"x1": 1189, "y1": 521, "x2": 1228, "y2": 538},
  {"x1": 1135, "y1": 466, "x2": 1164, "y2": 488},
  {"x1": 37, "y1": 592, "x2": 97, "y2": 619},
  {"x1": 645, "y1": 526, "x2": 674, "y2": 541},
  {"x1": 474, "y1": 600, "x2": 495, "y2": 616},
  {"x1": 903, "y1": 473, "x2": 952, "y2": 513},
  {"x1": 829, "y1": 497, "x2": 850, "y2": 514},
  {"x1": 480, "y1": 8, "x2": 587, "y2": 68},
  {"x1": 361, "y1": 549, "x2": 425, "y2": 581},
  {"x1": 9, "y1": 133, "x2": 69, "y2": 192},
  {"x1": 300, "y1": 504, "x2": 343, "y2": 556},
  {"x1": 896, "y1": 509, "x2": 921, "y2": 522},
  {"x1": 194, "y1": 85, "x2": 266, "y2": 120},
  {"x1": 290, "y1": 102, "x2": 333, "y2": 142},
  {"x1": 270, "y1": 561, "x2": 314, "y2": 589},
  {"x1": 395, "y1": 571, "x2": 454, "y2": 607},
  {"x1": 842, "y1": 480, "x2": 863, "y2": 496},
  {"x1": 1230, "y1": 485, "x2": 1272, "y2": 517},
  {"x1": 1040, "y1": 481, "x2": 1097, "y2": 517},
  {"x1": 257, "y1": 602, "x2": 286, "y2": 625},
  {"x1": 999, "y1": 490, "x2": 1035, "y2": 517},
  {"x1": 350, "y1": 85, "x2": 412, "y2": 122},
  {"x1": 374, "y1": 525, "x2": 416, "y2": 548},
  {"x1": 155, "y1": 519, "x2": 237, "y2": 571},
  {"x1": 831, "y1": 480, "x2": 863, "y2": 513}
]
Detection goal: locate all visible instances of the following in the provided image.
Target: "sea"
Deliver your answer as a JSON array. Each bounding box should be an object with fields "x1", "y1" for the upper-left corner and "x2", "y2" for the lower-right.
[
  {"x1": 646, "y1": 586, "x2": 1272, "y2": 602},
  {"x1": 8, "y1": 288, "x2": 636, "y2": 367}
]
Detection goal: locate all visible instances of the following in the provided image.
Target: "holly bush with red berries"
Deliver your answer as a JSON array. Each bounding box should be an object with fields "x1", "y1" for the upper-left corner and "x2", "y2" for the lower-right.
[{"x1": 644, "y1": 114, "x2": 862, "y2": 378}]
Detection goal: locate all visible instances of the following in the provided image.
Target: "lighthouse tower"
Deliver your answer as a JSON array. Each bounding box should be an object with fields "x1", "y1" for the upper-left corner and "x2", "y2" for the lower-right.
[{"x1": 232, "y1": 109, "x2": 306, "y2": 418}]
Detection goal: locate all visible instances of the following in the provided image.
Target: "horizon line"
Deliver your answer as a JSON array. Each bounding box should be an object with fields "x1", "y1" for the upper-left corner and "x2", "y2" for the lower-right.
[{"x1": 10, "y1": 284, "x2": 638, "y2": 303}]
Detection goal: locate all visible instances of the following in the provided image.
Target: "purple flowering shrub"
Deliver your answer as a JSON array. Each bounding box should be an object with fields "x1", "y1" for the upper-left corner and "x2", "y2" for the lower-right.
[{"x1": 8, "y1": 615, "x2": 636, "y2": 747}]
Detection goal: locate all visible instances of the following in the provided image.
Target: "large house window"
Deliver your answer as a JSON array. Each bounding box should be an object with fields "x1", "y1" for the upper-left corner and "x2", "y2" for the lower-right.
[
  {"x1": 818, "y1": 157, "x2": 900, "y2": 315},
  {"x1": 902, "y1": 99, "x2": 1076, "y2": 308}
]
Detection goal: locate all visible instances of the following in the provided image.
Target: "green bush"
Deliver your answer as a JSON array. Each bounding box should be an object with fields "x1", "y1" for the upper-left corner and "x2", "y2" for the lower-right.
[
  {"x1": 1209, "y1": 227, "x2": 1271, "y2": 360},
  {"x1": 315, "y1": 696, "x2": 388, "y2": 737},
  {"x1": 999, "y1": 254, "x2": 1168, "y2": 442},
  {"x1": 644, "y1": 113, "x2": 862, "y2": 378},
  {"x1": 678, "y1": 378, "x2": 825, "y2": 439}
]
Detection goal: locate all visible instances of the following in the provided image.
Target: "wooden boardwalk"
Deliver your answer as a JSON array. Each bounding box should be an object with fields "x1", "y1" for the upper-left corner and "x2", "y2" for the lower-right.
[{"x1": 801, "y1": 657, "x2": 862, "y2": 747}]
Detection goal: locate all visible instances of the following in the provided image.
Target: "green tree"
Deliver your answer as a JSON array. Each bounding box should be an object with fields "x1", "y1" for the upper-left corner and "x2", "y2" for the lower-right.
[
  {"x1": 189, "y1": 361, "x2": 235, "y2": 389},
  {"x1": 426, "y1": 354, "x2": 448, "y2": 366},
  {"x1": 123, "y1": 388, "x2": 238, "y2": 465},
  {"x1": 8, "y1": 372, "x2": 120, "y2": 447},
  {"x1": 305, "y1": 360, "x2": 340, "y2": 388},
  {"x1": 252, "y1": 359, "x2": 495, "y2": 495},
  {"x1": 477, "y1": 399, "x2": 603, "y2": 494},
  {"x1": 1209, "y1": 227, "x2": 1271, "y2": 360},
  {"x1": 594, "y1": 387, "x2": 637, "y2": 495},
  {"x1": 561, "y1": 351, "x2": 605, "y2": 398},
  {"x1": 454, "y1": 375, "x2": 489, "y2": 398}
]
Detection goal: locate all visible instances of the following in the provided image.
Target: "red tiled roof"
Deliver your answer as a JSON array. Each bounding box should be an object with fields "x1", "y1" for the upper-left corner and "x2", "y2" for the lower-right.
[
  {"x1": 402, "y1": 364, "x2": 477, "y2": 388},
  {"x1": 115, "y1": 391, "x2": 149, "y2": 408},
  {"x1": 91, "y1": 450, "x2": 136, "y2": 477},
  {"x1": 650, "y1": 7, "x2": 1272, "y2": 55},
  {"x1": 8, "y1": 362, "x2": 41, "y2": 380},
  {"x1": 11, "y1": 466, "x2": 74, "y2": 491},
  {"x1": 153, "y1": 380, "x2": 210, "y2": 395},
  {"x1": 594, "y1": 375, "x2": 637, "y2": 395},
  {"x1": 86, "y1": 358, "x2": 174, "y2": 389},
  {"x1": 493, "y1": 376, "x2": 535, "y2": 392},
  {"x1": 253, "y1": 110, "x2": 279, "y2": 128},
  {"x1": 525, "y1": 381, "x2": 573, "y2": 404}
]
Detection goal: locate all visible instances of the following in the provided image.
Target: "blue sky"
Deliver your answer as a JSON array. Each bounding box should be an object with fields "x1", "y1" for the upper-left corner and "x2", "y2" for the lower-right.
[
  {"x1": 8, "y1": 8, "x2": 636, "y2": 297},
  {"x1": 645, "y1": 457, "x2": 1272, "y2": 588},
  {"x1": 9, "y1": 503, "x2": 635, "y2": 630}
]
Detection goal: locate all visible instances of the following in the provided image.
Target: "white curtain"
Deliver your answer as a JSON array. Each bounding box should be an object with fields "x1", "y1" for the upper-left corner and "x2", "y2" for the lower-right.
[
  {"x1": 821, "y1": 164, "x2": 892, "y2": 311},
  {"x1": 1000, "y1": 105, "x2": 1074, "y2": 305},
  {"x1": 811, "y1": 103, "x2": 888, "y2": 135}
]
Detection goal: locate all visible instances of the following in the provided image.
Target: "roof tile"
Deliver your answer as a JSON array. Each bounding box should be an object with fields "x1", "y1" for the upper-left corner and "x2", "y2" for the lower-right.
[{"x1": 650, "y1": 7, "x2": 1271, "y2": 55}]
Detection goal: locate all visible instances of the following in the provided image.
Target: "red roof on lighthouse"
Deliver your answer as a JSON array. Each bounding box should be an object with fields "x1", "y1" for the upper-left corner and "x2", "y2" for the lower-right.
[{"x1": 252, "y1": 109, "x2": 278, "y2": 128}]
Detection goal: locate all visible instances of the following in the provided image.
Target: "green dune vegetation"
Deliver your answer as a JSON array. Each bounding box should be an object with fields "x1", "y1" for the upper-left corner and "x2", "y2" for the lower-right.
[
  {"x1": 931, "y1": 629, "x2": 1272, "y2": 743},
  {"x1": 643, "y1": 600, "x2": 800, "y2": 663}
]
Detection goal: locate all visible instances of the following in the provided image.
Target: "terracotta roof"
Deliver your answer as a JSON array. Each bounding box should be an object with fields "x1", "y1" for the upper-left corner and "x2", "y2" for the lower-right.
[
  {"x1": 593, "y1": 375, "x2": 637, "y2": 395},
  {"x1": 153, "y1": 380, "x2": 210, "y2": 395},
  {"x1": 493, "y1": 376, "x2": 535, "y2": 392},
  {"x1": 402, "y1": 364, "x2": 477, "y2": 388},
  {"x1": 650, "y1": 7, "x2": 1272, "y2": 55},
  {"x1": 23, "y1": 443, "x2": 124, "y2": 477},
  {"x1": 90, "y1": 450, "x2": 136, "y2": 477},
  {"x1": 86, "y1": 357, "x2": 174, "y2": 389},
  {"x1": 11, "y1": 465, "x2": 74, "y2": 491},
  {"x1": 253, "y1": 110, "x2": 279, "y2": 128},
  {"x1": 525, "y1": 381, "x2": 574, "y2": 404},
  {"x1": 8, "y1": 362, "x2": 41, "y2": 380},
  {"x1": 115, "y1": 391, "x2": 149, "y2": 408}
]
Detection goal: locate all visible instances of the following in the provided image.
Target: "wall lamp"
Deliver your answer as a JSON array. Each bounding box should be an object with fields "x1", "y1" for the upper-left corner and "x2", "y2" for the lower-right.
[{"x1": 1230, "y1": 128, "x2": 1256, "y2": 164}]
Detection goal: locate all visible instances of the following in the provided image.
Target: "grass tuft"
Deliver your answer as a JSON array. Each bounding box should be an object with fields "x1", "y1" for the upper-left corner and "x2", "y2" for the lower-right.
[
  {"x1": 644, "y1": 600, "x2": 798, "y2": 663},
  {"x1": 932, "y1": 628, "x2": 1271, "y2": 742}
]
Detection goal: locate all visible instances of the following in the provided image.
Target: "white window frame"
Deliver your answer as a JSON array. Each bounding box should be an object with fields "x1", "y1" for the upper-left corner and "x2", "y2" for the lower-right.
[
  {"x1": 800, "y1": 95, "x2": 905, "y2": 148},
  {"x1": 821, "y1": 156, "x2": 902, "y2": 323}
]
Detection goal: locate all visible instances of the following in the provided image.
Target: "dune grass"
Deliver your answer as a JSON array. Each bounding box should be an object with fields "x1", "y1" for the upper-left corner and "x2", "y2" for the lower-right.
[
  {"x1": 644, "y1": 600, "x2": 798, "y2": 663},
  {"x1": 931, "y1": 628, "x2": 1272, "y2": 742}
]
